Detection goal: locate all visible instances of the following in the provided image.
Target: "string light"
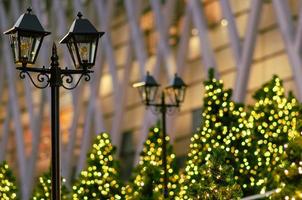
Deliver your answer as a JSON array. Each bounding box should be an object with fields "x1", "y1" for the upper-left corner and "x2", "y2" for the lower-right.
[
  {"x1": 270, "y1": 135, "x2": 302, "y2": 199},
  {"x1": 72, "y1": 132, "x2": 123, "y2": 199},
  {"x1": 179, "y1": 70, "x2": 244, "y2": 199},
  {"x1": 125, "y1": 127, "x2": 179, "y2": 199},
  {"x1": 0, "y1": 162, "x2": 17, "y2": 200},
  {"x1": 179, "y1": 73, "x2": 302, "y2": 199},
  {"x1": 245, "y1": 76, "x2": 301, "y2": 196},
  {"x1": 31, "y1": 172, "x2": 69, "y2": 199}
]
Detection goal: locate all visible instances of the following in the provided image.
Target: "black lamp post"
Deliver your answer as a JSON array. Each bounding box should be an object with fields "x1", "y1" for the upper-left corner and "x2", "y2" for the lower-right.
[
  {"x1": 133, "y1": 72, "x2": 187, "y2": 198},
  {"x1": 4, "y1": 8, "x2": 104, "y2": 200}
]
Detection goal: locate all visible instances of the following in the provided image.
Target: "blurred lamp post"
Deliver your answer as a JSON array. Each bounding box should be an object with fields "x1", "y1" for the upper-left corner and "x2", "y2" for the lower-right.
[
  {"x1": 133, "y1": 72, "x2": 187, "y2": 198},
  {"x1": 4, "y1": 8, "x2": 104, "y2": 200}
]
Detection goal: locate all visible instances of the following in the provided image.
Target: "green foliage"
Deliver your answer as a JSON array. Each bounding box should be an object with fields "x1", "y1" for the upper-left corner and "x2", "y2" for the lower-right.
[
  {"x1": 179, "y1": 71, "x2": 245, "y2": 199},
  {"x1": 270, "y1": 136, "x2": 302, "y2": 199},
  {"x1": 125, "y1": 127, "x2": 179, "y2": 199},
  {"x1": 244, "y1": 76, "x2": 301, "y2": 195},
  {"x1": 180, "y1": 73, "x2": 302, "y2": 197},
  {"x1": 182, "y1": 149, "x2": 242, "y2": 199},
  {"x1": 31, "y1": 171, "x2": 70, "y2": 200},
  {"x1": 72, "y1": 132, "x2": 124, "y2": 200},
  {"x1": 0, "y1": 161, "x2": 18, "y2": 200}
]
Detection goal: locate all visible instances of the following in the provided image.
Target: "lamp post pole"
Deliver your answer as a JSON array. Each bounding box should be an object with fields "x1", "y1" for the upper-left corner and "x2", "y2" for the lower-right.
[
  {"x1": 49, "y1": 45, "x2": 61, "y2": 200},
  {"x1": 134, "y1": 72, "x2": 187, "y2": 199},
  {"x1": 160, "y1": 92, "x2": 168, "y2": 198}
]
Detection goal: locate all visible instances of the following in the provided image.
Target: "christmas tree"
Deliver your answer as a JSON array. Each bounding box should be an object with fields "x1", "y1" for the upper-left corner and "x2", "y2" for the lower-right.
[
  {"x1": 179, "y1": 69, "x2": 245, "y2": 199},
  {"x1": 72, "y1": 132, "x2": 124, "y2": 200},
  {"x1": 31, "y1": 171, "x2": 70, "y2": 200},
  {"x1": 179, "y1": 149, "x2": 242, "y2": 199},
  {"x1": 0, "y1": 161, "x2": 18, "y2": 200},
  {"x1": 271, "y1": 134, "x2": 302, "y2": 199},
  {"x1": 124, "y1": 127, "x2": 179, "y2": 199},
  {"x1": 245, "y1": 76, "x2": 301, "y2": 195}
]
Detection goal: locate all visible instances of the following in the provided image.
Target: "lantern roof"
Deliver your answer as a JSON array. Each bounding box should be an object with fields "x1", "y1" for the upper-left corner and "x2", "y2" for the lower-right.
[
  {"x1": 133, "y1": 72, "x2": 160, "y2": 88},
  {"x1": 60, "y1": 12, "x2": 104, "y2": 43},
  {"x1": 168, "y1": 74, "x2": 187, "y2": 88},
  {"x1": 4, "y1": 7, "x2": 50, "y2": 35}
]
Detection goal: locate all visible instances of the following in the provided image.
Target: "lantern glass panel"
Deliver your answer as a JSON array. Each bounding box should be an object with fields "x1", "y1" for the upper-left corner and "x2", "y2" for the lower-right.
[
  {"x1": 8, "y1": 32, "x2": 19, "y2": 63},
  {"x1": 137, "y1": 85, "x2": 158, "y2": 103},
  {"x1": 67, "y1": 41, "x2": 80, "y2": 68},
  {"x1": 19, "y1": 35, "x2": 42, "y2": 64},
  {"x1": 147, "y1": 86, "x2": 158, "y2": 102},
  {"x1": 74, "y1": 35, "x2": 98, "y2": 67},
  {"x1": 174, "y1": 86, "x2": 186, "y2": 103},
  {"x1": 167, "y1": 86, "x2": 186, "y2": 104}
]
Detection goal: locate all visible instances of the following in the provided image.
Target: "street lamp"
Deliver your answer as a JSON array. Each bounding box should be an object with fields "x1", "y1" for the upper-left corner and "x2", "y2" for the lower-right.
[
  {"x1": 133, "y1": 72, "x2": 187, "y2": 198},
  {"x1": 4, "y1": 8, "x2": 104, "y2": 200}
]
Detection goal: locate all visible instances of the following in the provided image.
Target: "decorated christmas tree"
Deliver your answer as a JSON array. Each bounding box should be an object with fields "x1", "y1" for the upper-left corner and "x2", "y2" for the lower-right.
[
  {"x1": 180, "y1": 149, "x2": 242, "y2": 199},
  {"x1": 0, "y1": 161, "x2": 18, "y2": 200},
  {"x1": 244, "y1": 76, "x2": 302, "y2": 195},
  {"x1": 72, "y1": 132, "x2": 124, "y2": 200},
  {"x1": 31, "y1": 171, "x2": 70, "y2": 200},
  {"x1": 271, "y1": 134, "x2": 302, "y2": 199},
  {"x1": 124, "y1": 127, "x2": 179, "y2": 199},
  {"x1": 179, "y1": 69, "x2": 246, "y2": 199}
]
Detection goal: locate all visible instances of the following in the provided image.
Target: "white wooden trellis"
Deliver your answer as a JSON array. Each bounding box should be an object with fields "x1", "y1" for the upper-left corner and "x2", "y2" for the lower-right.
[
  {"x1": 237, "y1": 0, "x2": 263, "y2": 102},
  {"x1": 150, "y1": 0, "x2": 178, "y2": 144},
  {"x1": 124, "y1": 0, "x2": 157, "y2": 164},
  {"x1": 57, "y1": 0, "x2": 88, "y2": 184},
  {"x1": 0, "y1": 107, "x2": 10, "y2": 162},
  {"x1": 166, "y1": 3, "x2": 192, "y2": 141},
  {"x1": 76, "y1": 0, "x2": 117, "y2": 175},
  {"x1": 272, "y1": 0, "x2": 302, "y2": 101},
  {"x1": 124, "y1": 0, "x2": 147, "y2": 78},
  {"x1": 23, "y1": 1, "x2": 48, "y2": 197},
  {"x1": 189, "y1": 0, "x2": 218, "y2": 76},
  {"x1": 75, "y1": 54, "x2": 106, "y2": 175},
  {"x1": 0, "y1": 2, "x2": 27, "y2": 199},
  {"x1": 110, "y1": 39, "x2": 135, "y2": 156},
  {"x1": 92, "y1": 0, "x2": 117, "y2": 129},
  {"x1": 219, "y1": 0, "x2": 242, "y2": 65}
]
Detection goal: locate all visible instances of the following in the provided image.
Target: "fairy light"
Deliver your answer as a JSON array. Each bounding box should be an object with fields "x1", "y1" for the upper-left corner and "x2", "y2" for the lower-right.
[
  {"x1": 125, "y1": 127, "x2": 179, "y2": 199},
  {"x1": 179, "y1": 74, "x2": 302, "y2": 199},
  {"x1": 179, "y1": 70, "x2": 244, "y2": 199},
  {"x1": 272, "y1": 136, "x2": 302, "y2": 199},
  {"x1": 72, "y1": 132, "x2": 123, "y2": 199},
  {"x1": 0, "y1": 162, "x2": 18, "y2": 200},
  {"x1": 246, "y1": 76, "x2": 302, "y2": 196},
  {"x1": 32, "y1": 172, "x2": 69, "y2": 200}
]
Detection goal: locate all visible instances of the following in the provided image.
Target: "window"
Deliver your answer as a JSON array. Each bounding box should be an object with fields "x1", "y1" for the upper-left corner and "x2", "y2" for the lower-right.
[
  {"x1": 175, "y1": 155, "x2": 187, "y2": 170},
  {"x1": 192, "y1": 107, "x2": 202, "y2": 132},
  {"x1": 120, "y1": 130, "x2": 135, "y2": 181}
]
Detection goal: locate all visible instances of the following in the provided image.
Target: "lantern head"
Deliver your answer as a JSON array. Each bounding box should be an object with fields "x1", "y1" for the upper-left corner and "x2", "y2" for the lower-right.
[
  {"x1": 4, "y1": 7, "x2": 50, "y2": 66},
  {"x1": 166, "y1": 74, "x2": 187, "y2": 104},
  {"x1": 60, "y1": 12, "x2": 104, "y2": 69},
  {"x1": 133, "y1": 72, "x2": 160, "y2": 105}
]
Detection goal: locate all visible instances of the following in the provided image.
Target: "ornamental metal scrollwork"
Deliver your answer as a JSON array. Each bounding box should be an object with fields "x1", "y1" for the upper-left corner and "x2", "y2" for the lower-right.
[
  {"x1": 61, "y1": 72, "x2": 91, "y2": 90},
  {"x1": 19, "y1": 70, "x2": 50, "y2": 89}
]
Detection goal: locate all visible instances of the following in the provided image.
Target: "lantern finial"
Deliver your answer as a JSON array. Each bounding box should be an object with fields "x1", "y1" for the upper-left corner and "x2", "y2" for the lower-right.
[
  {"x1": 51, "y1": 43, "x2": 59, "y2": 68},
  {"x1": 77, "y1": 12, "x2": 83, "y2": 19},
  {"x1": 27, "y1": 7, "x2": 32, "y2": 14}
]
